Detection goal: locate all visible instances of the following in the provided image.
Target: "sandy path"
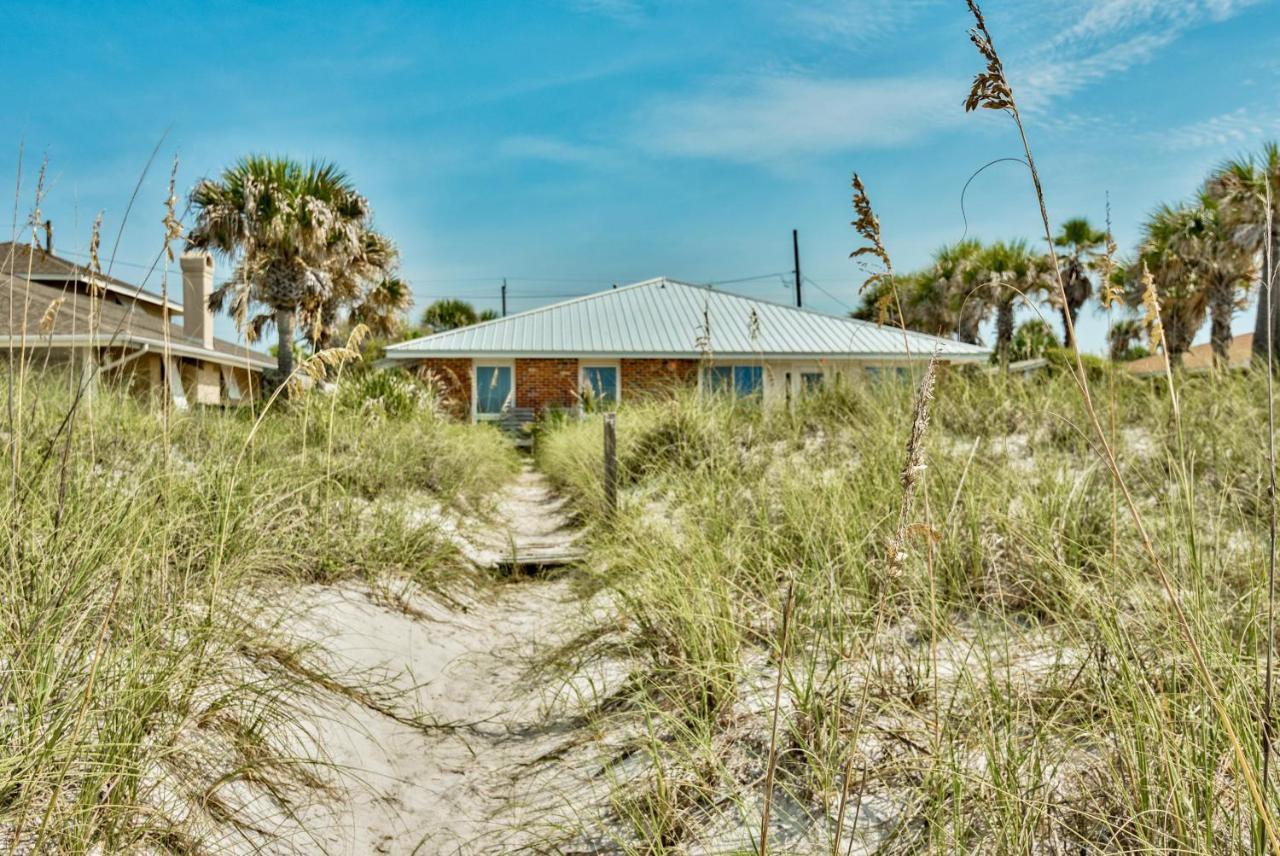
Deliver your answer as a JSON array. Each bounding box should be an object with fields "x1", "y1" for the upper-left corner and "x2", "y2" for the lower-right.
[{"x1": 265, "y1": 466, "x2": 602, "y2": 855}]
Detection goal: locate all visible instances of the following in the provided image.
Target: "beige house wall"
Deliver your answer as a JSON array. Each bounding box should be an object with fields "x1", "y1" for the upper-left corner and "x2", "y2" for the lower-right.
[
  {"x1": 704, "y1": 358, "x2": 919, "y2": 408},
  {"x1": 7, "y1": 345, "x2": 259, "y2": 407}
]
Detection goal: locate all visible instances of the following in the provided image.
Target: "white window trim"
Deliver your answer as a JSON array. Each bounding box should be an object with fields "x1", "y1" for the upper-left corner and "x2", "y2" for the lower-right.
[
  {"x1": 579, "y1": 360, "x2": 621, "y2": 409},
  {"x1": 472, "y1": 359, "x2": 515, "y2": 422}
]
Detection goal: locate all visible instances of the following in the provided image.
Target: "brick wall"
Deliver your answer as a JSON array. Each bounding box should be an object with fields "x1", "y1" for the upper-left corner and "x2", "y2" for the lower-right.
[
  {"x1": 515, "y1": 358, "x2": 578, "y2": 411},
  {"x1": 621, "y1": 358, "x2": 699, "y2": 399},
  {"x1": 415, "y1": 358, "x2": 472, "y2": 419}
]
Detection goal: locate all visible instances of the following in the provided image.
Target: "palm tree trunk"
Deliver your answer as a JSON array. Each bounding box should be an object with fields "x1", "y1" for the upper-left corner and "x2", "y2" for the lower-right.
[
  {"x1": 1060, "y1": 304, "x2": 1076, "y2": 351},
  {"x1": 1166, "y1": 315, "x2": 1192, "y2": 370},
  {"x1": 1253, "y1": 220, "x2": 1280, "y2": 365},
  {"x1": 996, "y1": 299, "x2": 1014, "y2": 367},
  {"x1": 957, "y1": 311, "x2": 980, "y2": 346},
  {"x1": 275, "y1": 307, "x2": 295, "y2": 383},
  {"x1": 1210, "y1": 283, "x2": 1234, "y2": 370}
]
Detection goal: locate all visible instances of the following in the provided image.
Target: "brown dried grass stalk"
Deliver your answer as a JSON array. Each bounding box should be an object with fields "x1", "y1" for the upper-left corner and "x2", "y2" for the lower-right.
[
  {"x1": 962, "y1": 1, "x2": 1280, "y2": 849},
  {"x1": 758, "y1": 581, "x2": 794, "y2": 856}
]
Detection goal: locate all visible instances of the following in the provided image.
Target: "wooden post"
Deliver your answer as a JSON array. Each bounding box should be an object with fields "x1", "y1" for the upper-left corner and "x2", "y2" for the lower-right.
[{"x1": 603, "y1": 412, "x2": 617, "y2": 516}]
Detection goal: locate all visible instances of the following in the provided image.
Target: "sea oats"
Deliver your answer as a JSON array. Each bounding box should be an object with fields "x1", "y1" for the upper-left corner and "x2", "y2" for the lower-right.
[
  {"x1": 1140, "y1": 261, "x2": 1164, "y2": 352},
  {"x1": 38, "y1": 298, "x2": 63, "y2": 335},
  {"x1": 963, "y1": 0, "x2": 1013, "y2": 113},
  {"x1": 850, "y1": 173, "x2": 893, "y2": 293}
]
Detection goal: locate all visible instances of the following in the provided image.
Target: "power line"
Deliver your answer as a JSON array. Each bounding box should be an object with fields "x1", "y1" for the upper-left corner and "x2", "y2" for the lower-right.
[{"x1": 802, "y1": 275, "x2": 854, "y2": 313}]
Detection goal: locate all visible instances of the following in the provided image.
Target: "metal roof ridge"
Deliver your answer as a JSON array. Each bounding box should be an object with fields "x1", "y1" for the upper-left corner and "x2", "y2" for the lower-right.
[
  {"x1": 387, "y1": 276, "x2": 672, "y2": 350},
  {"x1": 666, "y1": 279, "x2": 989, "y2": 353}
]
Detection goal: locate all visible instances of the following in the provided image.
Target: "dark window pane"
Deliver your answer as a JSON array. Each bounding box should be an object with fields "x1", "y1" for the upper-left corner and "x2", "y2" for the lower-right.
[
  {"x1": 733, "y1": 365, "x2": 762, "y2": 397},
  {"x1": 476, "y1": 366, "x2": 512, "y2": 413},
  {"x1": 582, "y1": 366, "x2": 618, "y2": 404}
]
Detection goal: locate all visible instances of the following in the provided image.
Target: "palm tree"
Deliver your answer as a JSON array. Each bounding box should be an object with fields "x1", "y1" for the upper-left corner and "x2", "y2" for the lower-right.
[
  {"x1": 932, "y1": 239, "x2": 986, "y2": 344},
  {"x1": 350, "y1": 276, "x2": 414, "y2": 340},
  {"x1": 1125, "y1": 202, "x2": 1210, "y2": 366},
  {"x1": 1009, "y1": 318, "x2": 1059, "y2": 362},
  {"x1": 305, "y1": 229, "x2": 399, "y2": 350},
  {"x1": 420, "y1": 298, "x2": 484, "y2": 332},
  {"x1": 187, "y1": 156, "x2": 379, "y2": 383},
  {"x1": 1053, "y1": 217, "x2": 1106, "y2": 348},
  {"x1": 1205, "y1": 142, "x2": 1280, "y2": 364},
  {"x1": 1186, "y1": 193, "x2": 1256, "y2": 367},
  {"x1": 976, "y1": 239, "x2": 1051, "y2": 366},
  {"x1": 1107, "y1": 317, "x2": 1147, "y2": 362},
  {"x1": 851, "y1": 271, "x2": 956, "y2": 337}
]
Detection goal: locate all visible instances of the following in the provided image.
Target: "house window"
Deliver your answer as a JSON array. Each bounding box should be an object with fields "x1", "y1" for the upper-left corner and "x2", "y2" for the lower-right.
[
  {"x1": 800, "y1": 371, "x2": 824, "y2": 393},
  {"x1": 580, "y1": 364, "x2": 619, "y2": 407},
  {"x1": 475, "y1": 364, "x2": 513, "y2": 417},
  {"x1": 703, "y1": 365, "x2": 762, "y2": 398},
  {"x1": 865, "y1": 366, "x2": 909, "y2": 384}
]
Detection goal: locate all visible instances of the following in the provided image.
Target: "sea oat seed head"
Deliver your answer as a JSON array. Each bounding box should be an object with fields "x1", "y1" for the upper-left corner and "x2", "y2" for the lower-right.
[
  {"x1": 1140, "y1": 261, "x2": 1164, "y2": 351},
  {"x1": 963, "y1": 0, "x2": 1014, "y2": 113},
  {"x1": 162, "y1": 157, "x2": 183, "y2": 264},
  {"x1": 850, "y1": 173, "x2": 894, "y2": 293},
  {"x1": 39, "y1": 297, "x2": 64, "y2": 335}
]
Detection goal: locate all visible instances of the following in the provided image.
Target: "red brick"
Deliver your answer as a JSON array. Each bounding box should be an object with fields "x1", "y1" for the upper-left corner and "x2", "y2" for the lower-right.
[
  {"x1": 515, "y1": 358, "x2": 578, "y2": 411},
  {"x1": 620, "y1": 358, "x2": 698, "y2": 399}
]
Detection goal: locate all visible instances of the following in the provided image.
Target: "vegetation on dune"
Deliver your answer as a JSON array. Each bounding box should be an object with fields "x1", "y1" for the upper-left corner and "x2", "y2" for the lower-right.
[
  {"x1": 536, "y1": 371, "x2": 1280, "y2": 853},
  {"x1": 0, "y1": 371, "x2": 517, "y2": 851}
]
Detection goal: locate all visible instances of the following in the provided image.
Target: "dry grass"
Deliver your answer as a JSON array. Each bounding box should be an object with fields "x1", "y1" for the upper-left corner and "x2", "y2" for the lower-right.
[
  {"x1": 535, "y1": 369, "x2": 1280, "y2": 853},
  {"x1": 0, "y1": 367, "x2": 518, "y2": 851}
]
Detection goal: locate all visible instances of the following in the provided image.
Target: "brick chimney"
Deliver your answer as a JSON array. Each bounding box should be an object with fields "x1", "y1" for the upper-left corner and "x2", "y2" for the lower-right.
[{"x1": 180, "y1": 252, "x2": 214, "y2": 350}]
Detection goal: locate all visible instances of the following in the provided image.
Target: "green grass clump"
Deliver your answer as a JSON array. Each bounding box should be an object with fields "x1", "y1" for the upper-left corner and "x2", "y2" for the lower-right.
[
  {"x1": 0, "y1": 369, "x2": 517, "y2": 851},
  {"x1": 537, "y1": 368, "x2": 1280, "y2": 854}
]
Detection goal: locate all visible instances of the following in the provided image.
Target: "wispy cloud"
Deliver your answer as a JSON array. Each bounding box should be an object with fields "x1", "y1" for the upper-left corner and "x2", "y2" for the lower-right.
[
  {"x1": 633, "y1": 74, "x2": 966, "y2": 162},
  {"x1": 776, "y1": 0, "x2": 937, "y2": 45},
  {"x1": 1010, "y1": 31, "x2": 1176, "y2": 112},
  {"x1": 1158, "y1": 106, "x2": 1280, "y2": 151},
  {"x1": 1047, "y1": 0, "x2": 1262, "y2": 47},
  {"x1": 496, "y1": 135, "x2": 613, "y2": 166},
  {"x1": 507, "y1": 0, "x2": 1269, "y2": 167},
  {"x1": 998, "y1": 0, "x2": 1263, "y2": 115}
]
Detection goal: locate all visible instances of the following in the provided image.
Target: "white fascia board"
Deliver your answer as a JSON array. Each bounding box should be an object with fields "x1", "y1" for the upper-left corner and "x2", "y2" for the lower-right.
[
  {"x1": 383, "y1": 349, "x2": 991, "y2": 362},
  {"x1": 0, "y1": 333, "x2": 272, "y2": 370}
]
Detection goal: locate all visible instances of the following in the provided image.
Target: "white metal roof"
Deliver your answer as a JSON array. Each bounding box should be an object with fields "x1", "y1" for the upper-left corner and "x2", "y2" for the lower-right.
[{"x1": 385, "y1": 278, "x2": 991, "y2": 361}]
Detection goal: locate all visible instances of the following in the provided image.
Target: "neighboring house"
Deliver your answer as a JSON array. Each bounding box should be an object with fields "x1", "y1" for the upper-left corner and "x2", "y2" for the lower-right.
[
  {"x1": 383, "y1": 277, "x2": 990, "y2": 421},
  {"x1": 1126, "y1": 333, "x2": 1253, "y2": 376},
  {"x1": 0, "y1": 242, "x2": 271, "y2": 406}
]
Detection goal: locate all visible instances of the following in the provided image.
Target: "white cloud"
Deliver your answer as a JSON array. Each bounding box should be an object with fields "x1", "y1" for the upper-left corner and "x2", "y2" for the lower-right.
[
  {"x1": 777, "y1": 0, "x2": 937, "y2": 45},
  {"x1": 495, "y1": 135, "x2": 614, "y2": 166},
  {"x1": 1010, "y1": 31, "x2": 1175, "y2": 112},
  {"x1": 634, "y1": 74, "x2": 966, "y2": 162},
  {"x1": 995, "y1": 0, "x2": 1263, "y2": 117},
  {"x1": 1158, "y1": 106, "x2": 1280, "y2": 151},
  {"x1": 1048, "y1": 0, "x2": 1261, "y2": 47}
]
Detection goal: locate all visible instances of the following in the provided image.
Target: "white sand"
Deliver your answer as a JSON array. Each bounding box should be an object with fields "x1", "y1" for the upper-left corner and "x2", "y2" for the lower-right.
[{"x1": 258, "y1": 466, "x2": 612, "y2": 854}]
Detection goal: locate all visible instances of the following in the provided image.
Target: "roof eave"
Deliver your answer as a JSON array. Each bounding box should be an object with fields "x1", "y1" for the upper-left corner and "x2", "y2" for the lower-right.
[
  {"x1": 383, "y1": 349, "x2": 991, "y2": 362},
  {"x1": 0, "y1": 334, "x2": 273, "y2": 370},
  {"x1": 21, "y1": 273, "x2": 184, "y2": 312}
]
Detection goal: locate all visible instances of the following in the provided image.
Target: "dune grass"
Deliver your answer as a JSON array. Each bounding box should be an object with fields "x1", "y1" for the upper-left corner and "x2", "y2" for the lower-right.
[
  {"x1": 0, "y1": 369, "x2": 517, "y2": 852},
  {"x1": 536, "y1": 369, "x2": 1280, "y2": 853}
]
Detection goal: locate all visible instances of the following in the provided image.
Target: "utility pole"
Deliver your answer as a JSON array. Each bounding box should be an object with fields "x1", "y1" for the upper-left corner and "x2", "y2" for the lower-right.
[
  {"x1": 792, "y1": 229, "x2": 802, "y2": 308},
  {"x1": 501, "y1": 278, "x2": 507, "y2": 317}
]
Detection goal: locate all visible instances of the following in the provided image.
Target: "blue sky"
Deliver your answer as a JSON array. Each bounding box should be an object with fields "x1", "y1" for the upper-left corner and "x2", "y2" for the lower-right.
[{"x1": 3, "y1": 0, "x2": 1279, "y2": 354}]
